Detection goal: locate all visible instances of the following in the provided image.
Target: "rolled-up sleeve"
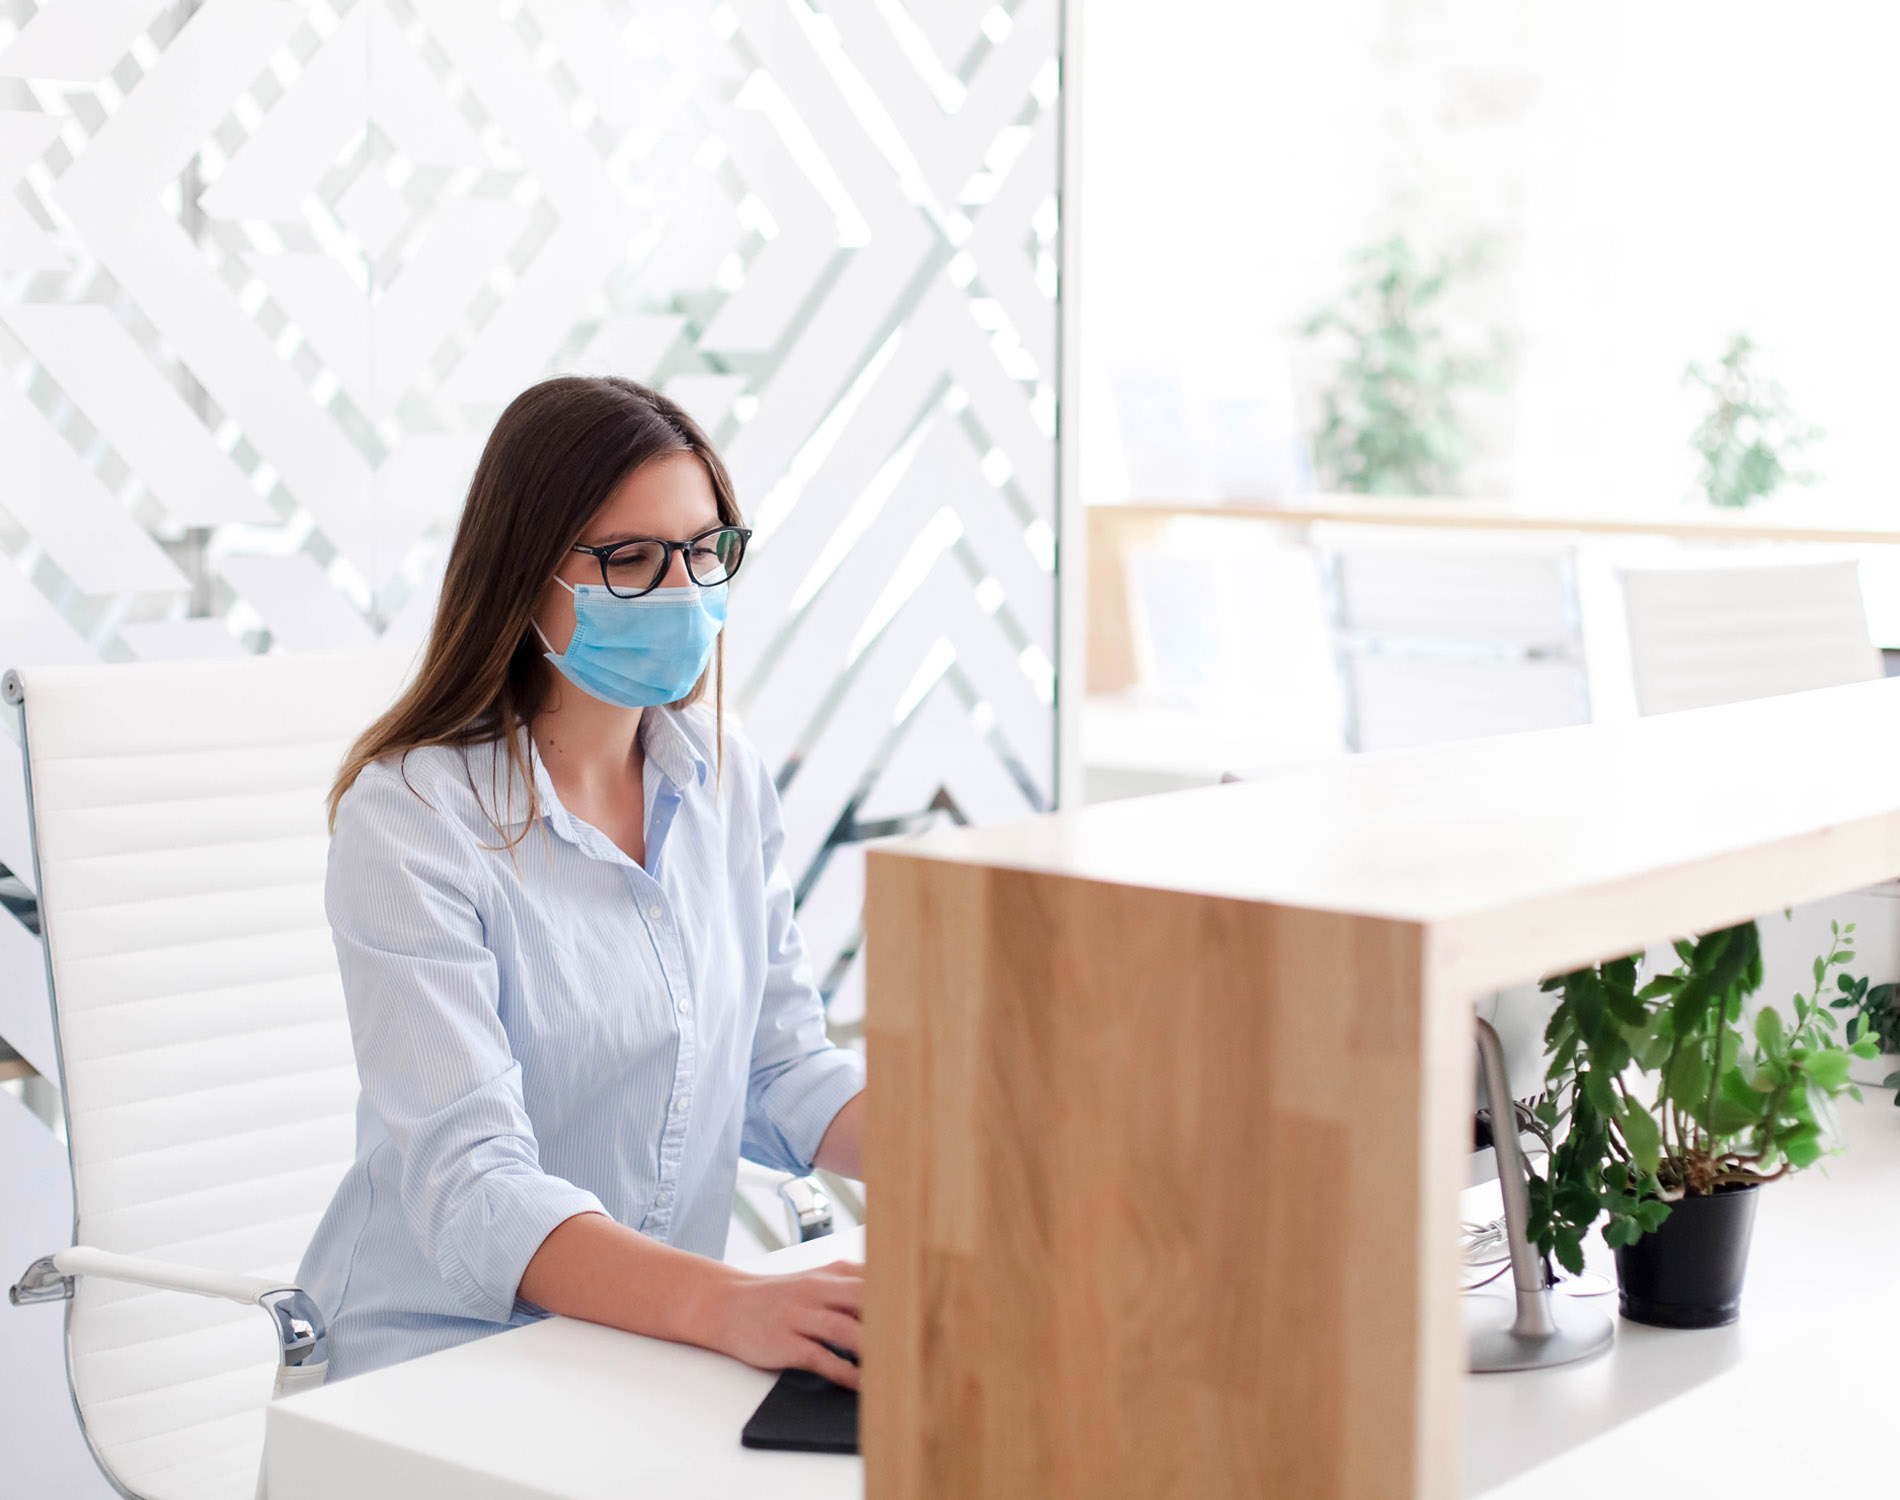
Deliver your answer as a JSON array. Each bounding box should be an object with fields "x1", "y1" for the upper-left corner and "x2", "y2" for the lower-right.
[
  {"x1": 740, "y1": 755, "x2": 866, "y2": 1174},
  {"x1": 328, "y1": 766, "x2": 607, "y2": 1323}
]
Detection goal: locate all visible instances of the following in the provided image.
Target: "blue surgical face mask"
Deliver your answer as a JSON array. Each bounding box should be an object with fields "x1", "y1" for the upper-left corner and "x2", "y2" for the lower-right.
[{"x1": 535, "y1": 580, "x2": 727, "y2": 709}]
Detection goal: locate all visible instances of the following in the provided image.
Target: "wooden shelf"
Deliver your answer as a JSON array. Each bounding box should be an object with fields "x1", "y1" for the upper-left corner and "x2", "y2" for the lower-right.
[{"x1": 1100, "y1": 494, "x2": 1900, "y2": 546}]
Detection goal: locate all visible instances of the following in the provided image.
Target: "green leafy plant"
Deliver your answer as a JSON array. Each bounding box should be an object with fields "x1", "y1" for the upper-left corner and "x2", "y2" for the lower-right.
[
  {"x1": 1684, "y1": 332, "x2": 1823, "y2": 508},
  {"x1": 1525, "y1": 920, "x2": 1876, "y2": 1274},
  {"x1": 1301, "y1": 235, "x2": 1493, "y2": 496}
]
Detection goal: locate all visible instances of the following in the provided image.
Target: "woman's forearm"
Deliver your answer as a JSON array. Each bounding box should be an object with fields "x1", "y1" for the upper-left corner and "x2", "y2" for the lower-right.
[
  {"x1": 517, "y1": 1211, "x2": 738, "y2": 1346},
  {"x1": 515, "y1": 1208, "x2": 867, "y2": 1387}
]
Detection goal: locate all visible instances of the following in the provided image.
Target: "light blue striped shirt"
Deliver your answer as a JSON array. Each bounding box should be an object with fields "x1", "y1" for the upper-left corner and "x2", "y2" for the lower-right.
[{"x1": 297, "y1": 705, "x2": 865, "y2": 1380}]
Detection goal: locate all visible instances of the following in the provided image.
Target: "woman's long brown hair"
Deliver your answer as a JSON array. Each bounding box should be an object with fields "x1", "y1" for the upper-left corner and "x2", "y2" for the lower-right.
[{"x1": 329, "y1": 376, "x2": 744, "y2": 842}]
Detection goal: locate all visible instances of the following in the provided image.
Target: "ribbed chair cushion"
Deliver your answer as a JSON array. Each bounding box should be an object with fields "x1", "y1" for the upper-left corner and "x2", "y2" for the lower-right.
[{"x1": 17, "y1": 647, "x2": 415, "y2": 1500}]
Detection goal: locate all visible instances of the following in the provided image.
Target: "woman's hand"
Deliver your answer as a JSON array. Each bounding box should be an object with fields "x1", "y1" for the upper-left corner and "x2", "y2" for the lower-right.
[{"x1": 700, "y1": 1261, "x2": 864, "y2": 1390}]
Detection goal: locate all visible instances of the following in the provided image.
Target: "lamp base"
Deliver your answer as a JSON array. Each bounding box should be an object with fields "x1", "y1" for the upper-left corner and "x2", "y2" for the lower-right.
[{"x1": 1465, "y1": 1290, "x2": 1613, "y2": 1373}]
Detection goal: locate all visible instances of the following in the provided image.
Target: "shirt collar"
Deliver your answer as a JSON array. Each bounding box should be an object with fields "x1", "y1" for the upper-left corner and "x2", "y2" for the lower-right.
[
  {"x1": 639, "y1": 707, "x2": 709, "y2": 792},
  {"x1": 472, "y1": 710, "x2": 708, "y2": 836}
]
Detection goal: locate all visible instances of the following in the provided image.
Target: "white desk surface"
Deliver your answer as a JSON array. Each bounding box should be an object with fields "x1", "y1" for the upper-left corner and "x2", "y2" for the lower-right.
[
  {"x1": 265, "y1": 1230, "x2": 866, "y2": 1500},
  {"x1": 267, "y1": 1100, "x2": 1900, "y2": 1500}
]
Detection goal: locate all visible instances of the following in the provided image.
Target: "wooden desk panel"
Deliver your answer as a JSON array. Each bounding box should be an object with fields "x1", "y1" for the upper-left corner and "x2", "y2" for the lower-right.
[{"x1": 865, "y1": 869, "x2": 1469, "y2": 1500}]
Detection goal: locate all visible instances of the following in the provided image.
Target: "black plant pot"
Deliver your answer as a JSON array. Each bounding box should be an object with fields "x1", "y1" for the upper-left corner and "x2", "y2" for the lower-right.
[{"x1": 1613, "y1": 1183, "x2": 1759, "y2": 1328}]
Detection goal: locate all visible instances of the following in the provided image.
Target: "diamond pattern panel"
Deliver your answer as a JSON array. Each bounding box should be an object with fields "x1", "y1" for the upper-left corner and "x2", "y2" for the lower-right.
[{"x1": 0, "y1": 0, "x2": 1059, "y2": 1067}]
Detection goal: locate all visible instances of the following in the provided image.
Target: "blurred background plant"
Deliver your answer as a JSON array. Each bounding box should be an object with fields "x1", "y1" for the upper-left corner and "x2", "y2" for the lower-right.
[
  {"x1": 1832, "y1": 969, "x2": 1900, "y2": 1055},
  {"x1": 1300, "y1": 235, "x2": 1495, "y2": 496},
  {"x1": 1831, "y1": 967, "x2": 1900, "y2": 1106},
  {"x1": 1685, "y1": 333, "x2": 1823, "y2": 508}
]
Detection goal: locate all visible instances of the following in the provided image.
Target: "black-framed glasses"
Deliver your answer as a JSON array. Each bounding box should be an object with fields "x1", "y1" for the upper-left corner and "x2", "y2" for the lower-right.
[{"x1": 570, "y1": 525, "x2": 752, "y2": 599}]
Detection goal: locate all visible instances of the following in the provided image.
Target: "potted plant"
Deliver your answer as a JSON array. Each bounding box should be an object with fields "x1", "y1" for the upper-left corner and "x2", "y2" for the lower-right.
[{"x1": 1526, "y1": 919, "x2": 1877, "y2": 1327}]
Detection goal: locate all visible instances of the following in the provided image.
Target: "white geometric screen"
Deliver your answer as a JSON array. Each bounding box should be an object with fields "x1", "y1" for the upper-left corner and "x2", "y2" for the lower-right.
[{"x1": 0, "y1": 0, "x2": 1063, "y2": 1081}]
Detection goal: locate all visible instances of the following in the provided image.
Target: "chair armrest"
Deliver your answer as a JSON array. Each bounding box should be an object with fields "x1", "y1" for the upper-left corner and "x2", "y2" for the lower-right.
[
  {"x1": 734, "y1": 1161, "x2": 836, "y2": 1243},
  {"x1": 775, "y1": 1176, "x2": 834, "y2": 1242},
  {"x1": 49, "y1": 1246, "x2": 290, "y2": 1302},
  {"x1": 10, "y1": 1247, "x2": 328, "y2": 1396}
]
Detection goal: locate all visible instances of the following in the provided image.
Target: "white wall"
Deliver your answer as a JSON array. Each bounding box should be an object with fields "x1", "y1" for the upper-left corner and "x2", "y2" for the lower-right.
[
  {"x1": 1514, "y1": 3, "x2": 1900, "y2": 514},
  {"x1": 1081, "y1": 0, "x2": 1900, "y2": 514},
  {"x1": 1078, "y1": 0, "x2": 1384, "y2": 500}
]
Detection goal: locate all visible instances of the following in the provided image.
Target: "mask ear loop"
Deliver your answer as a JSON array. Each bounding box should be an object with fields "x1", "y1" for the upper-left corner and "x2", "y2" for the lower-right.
[{"x1": 535, "y1": 575, "x2": 581, "y2": 655}]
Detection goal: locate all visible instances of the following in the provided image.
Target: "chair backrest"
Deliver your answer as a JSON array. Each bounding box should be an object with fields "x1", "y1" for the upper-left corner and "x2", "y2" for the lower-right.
[
  {"x1": 1316, "y1": 527, "x2": 1590, "y2": 751},
  {"x1": 1620, "y1": 559, "x2": 1881, "y2": 716},
  {"x1": 1344, "y1": 653, "x2": 1591, "y2": 753},
  {"x1": 1323, "y1": 528, "x2": 1581, "y2": 650},
  {"x1": 13, "y1": 646, "x2": 413, "y2": 1500}
]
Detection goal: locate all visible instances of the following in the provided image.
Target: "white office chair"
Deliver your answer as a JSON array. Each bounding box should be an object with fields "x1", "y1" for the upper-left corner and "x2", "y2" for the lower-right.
[
  {"x1": 4, "y1": 647, "x2": 415, "y2": 1500},
  {"x1": 3, "y1": 647, "x2": 840, "y2": 1500},
  {"x1": 1620, "y1": 558, "x2": 1882, "y2": 716},
  {"x1": 1317, "y1": 526, "x2": 1592, "y2": 751}
]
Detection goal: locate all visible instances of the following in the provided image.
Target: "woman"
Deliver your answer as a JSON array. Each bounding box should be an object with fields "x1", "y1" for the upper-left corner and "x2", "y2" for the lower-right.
[{"x1": 299, "y1": 376, "x2": 867, "y2": 1389}]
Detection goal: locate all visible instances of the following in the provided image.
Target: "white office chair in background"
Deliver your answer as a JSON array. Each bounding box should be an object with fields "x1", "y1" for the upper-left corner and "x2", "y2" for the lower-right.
[
  {"x1": 1317, "y1": 526, "x2": 1592, "y2": 752},
  {"x1": 3, "y1": 649, "x2": 839, "y2": 1500},
  {"x1": 1620, "y1": 558, "x2": 1882, "y2": 716}
]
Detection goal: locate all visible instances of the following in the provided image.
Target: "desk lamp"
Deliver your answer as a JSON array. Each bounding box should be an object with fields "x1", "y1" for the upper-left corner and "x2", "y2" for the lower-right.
[{"x1": 1466, "y1": 1018, "x2": 1614, "y2": 1371}]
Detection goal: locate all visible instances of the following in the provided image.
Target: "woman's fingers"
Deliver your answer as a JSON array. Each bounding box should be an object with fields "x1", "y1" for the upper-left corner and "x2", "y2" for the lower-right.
[
  {"x1": 799, "y1": 1340, "x2": 862, "y2": 1391},
  {"x1": 807, "y1": 1265, "x2": 864, "y2": 1312},
  {"x1": 796, "y1": 1306, "x2": 863, "y2": 1357}
]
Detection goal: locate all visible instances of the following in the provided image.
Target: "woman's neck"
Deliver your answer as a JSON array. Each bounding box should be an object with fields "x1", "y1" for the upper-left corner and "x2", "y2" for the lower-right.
[{"x1": 529, "y1": 675, "x2": 646, "y2": 804}]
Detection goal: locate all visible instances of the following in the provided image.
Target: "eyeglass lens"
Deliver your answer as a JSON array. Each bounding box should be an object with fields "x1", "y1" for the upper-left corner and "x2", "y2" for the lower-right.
[{"x1": 600, "y1": 529, "x2": 745, "y2": 597}]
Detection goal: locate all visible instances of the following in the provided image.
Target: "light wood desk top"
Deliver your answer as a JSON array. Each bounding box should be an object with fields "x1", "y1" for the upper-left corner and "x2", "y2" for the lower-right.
[
  {"x1": 265, "y1": 687, "x2": 1900, "y2": 1500},
  {"x1": 907, "y1": 678, "x2": 1900, "y2": 996}
]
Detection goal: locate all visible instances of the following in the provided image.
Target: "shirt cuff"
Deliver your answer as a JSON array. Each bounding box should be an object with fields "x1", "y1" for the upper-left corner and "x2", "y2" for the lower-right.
[
  {"x1": 438, "y1": 1171, "x2": 609, "y2": 1323},
  {"x1": 747, "y1": 1046, "x2": 867, "y2": 1175}
]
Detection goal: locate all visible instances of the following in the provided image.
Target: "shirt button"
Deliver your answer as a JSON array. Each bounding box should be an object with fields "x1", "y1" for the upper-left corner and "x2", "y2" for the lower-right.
[
  {"x1": 677, "y1": 997, "x2": 692, "y2": 1016},
  {"x1": 646, "y1": 903, "x2": 663, "y2": 921},
  {"x1": 655, "y1": 1188, "x2": 672, "y2": 1207},
  {"x1": 672, "y1": 1094, "x2": 690, "y2": 1114}
]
